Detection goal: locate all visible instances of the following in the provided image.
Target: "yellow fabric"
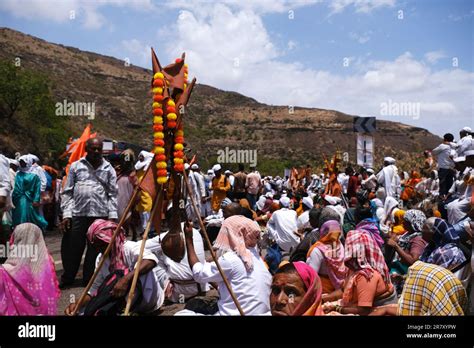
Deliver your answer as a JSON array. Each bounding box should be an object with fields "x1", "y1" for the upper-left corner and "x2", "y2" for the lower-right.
[
  {"x1": 135, "y1": 169, "x2": 152, "y2": 213},
  {"x1": 296, "y1": 202, "x2": 303, "y2": 216},
  {"x1": 398, "y1": 261, "x2": 467, "y2": 316},
  {"x1": 211, "y1": 175, "x2": 231, "y2": 212},
  {"x1": 391, "y1": 210, "x2": 406, "y2": 235}
]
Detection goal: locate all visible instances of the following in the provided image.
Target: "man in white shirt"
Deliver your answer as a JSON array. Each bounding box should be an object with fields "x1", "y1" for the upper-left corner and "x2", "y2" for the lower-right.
[
  {"x1": 266, "y1": 196, "x2": 300, "y2": 253},
  {"x1": 297, "y1": 196, "x2": 313, "y2": 235},
  {"x1": 432, "y1": 133, "x2": 457, "y2": 197},
  {"x1": 456, "y1": 127, "x2": 473, "y2": 157},
  {"x1": 446, "y1": 157, "x2": 473, "y2": 224},
  {"x1": 376, "y1": 157, "x2": 401, "y2": 202},
  {"x1": 361, "y1": 168, "x2": 377, "y2": 192}
]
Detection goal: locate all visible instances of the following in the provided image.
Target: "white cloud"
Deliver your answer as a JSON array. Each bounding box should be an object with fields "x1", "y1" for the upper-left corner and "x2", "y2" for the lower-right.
[
  {"x1": 424, "y1": 51, "x2": 446, "y2": 64},
  {"x1": 162, "y1": 3, "x2": 473, "y2": 136},
  {"x1": 349, "y1": 31, "x2": 371, "y2": 44},
  {"x1": 0, "y1": 0, "x2": 154, "y2": 29},
  {"x1": 287, "y1": 40, "x2": 297, "y2": 50},
  {"x1": 119, "y1": 39, "x2": 151, "y2": 67},
  {"x1": 329, "y1": 0, "x2": 396, "y2": 14}
]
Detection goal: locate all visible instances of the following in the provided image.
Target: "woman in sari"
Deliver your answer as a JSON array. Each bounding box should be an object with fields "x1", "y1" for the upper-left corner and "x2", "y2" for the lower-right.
[
  {"x1": 323, "y1": 230, "x2": 396, "y2": 315},
  {"x1": 354, "y1": 203, "x2": 385, "y2": 249},
  {"x1": 420, "y1": 217, "x2": 467, "y2": 271},
  {"x1": 270, "y1": 261, "x2": 323, "y2": 316},
  {"x1": 386, "y1": 210, "x2": 427, "y2": 293},
  {"x1": 0, "y1": 223, "x2": 60, "y2": 315},
  {"x1": 12, "y1": 156, "x2": 47, "y2": 230},
  {"x1": 306, "y1": 220, "x2": 346, "y2": 295}
]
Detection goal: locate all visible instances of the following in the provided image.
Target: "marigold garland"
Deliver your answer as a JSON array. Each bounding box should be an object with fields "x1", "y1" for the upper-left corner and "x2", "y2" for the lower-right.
[{"x1": 152, "y1": 71, "x2": 168, "y2": 184}]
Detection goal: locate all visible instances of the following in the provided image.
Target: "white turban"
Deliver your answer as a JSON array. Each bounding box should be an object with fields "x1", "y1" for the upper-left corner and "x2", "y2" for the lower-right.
[
  {"x1": 191, "y1": 164, "x2": 199, "y2": 170},
  {"x1": 279, "y1": 196, "x2": 290, "y2": 208},
  {"x1": 302, "y1": 196, "x2": 313, "y2": 209},
  {"x1": 212, "y1": 164, "x2": 222, "y2": 172},
  {"x1": 384, "y1": 157, "x2": 396, "y2": 164}
]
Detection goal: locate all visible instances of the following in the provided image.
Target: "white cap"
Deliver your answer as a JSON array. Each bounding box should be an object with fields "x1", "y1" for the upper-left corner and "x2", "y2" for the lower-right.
[
  {"x1": 212, "y1": 164, "x2": 222, "y2": 172},
  {"x1": 384, "y1": 157, "x2": 396, "y2": 164},
  {"x1": 366, "y1": 168, "x2": 374, "y2": 174},
  {"x1": 224, "y1": 170, "x2": 232, "y2": 175},
  {"x1": 28, "y1": 154, "x2": 40, "y2": 163},
  {"x1": 184, "y1": 163, "x2": 190, "y2": 170},
  {"x1": 279, "y1": 196, "x2": 290, "y2": 208},
  {"x1": 302, "y1": 196, "x2": 313, "y2": 209},
  {"x1": 207, "y1": 169, "x2": 214, "y2": 174},
  {"x1": 462, "y1": 126, "x2": 472, "y2": 133},
  {"x1": 191, "y1": 164, "x2": 199, "y2": 170}
]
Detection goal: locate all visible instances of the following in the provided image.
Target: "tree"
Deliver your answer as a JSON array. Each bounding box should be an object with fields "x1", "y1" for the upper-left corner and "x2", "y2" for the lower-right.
[{"x1": 0, "y1": 59, "x2": 70, "y2": 160}]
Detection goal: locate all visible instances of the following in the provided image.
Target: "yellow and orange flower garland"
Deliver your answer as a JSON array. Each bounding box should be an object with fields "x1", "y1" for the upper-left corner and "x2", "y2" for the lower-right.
[
  {"x1": 152, "y1": 59, "x2": 190, "y2": 182},
  {"x1": 152, "y1": 72, "x2": 168, "y2": 184},
  {"x1": 173, "y1": 126, "x2": 185, "y2": 172}
]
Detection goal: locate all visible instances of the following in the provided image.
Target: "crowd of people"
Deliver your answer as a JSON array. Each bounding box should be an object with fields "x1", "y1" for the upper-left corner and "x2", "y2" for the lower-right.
[{"x1": 0, "y1": 126, "x2": 473, "y2": 316}]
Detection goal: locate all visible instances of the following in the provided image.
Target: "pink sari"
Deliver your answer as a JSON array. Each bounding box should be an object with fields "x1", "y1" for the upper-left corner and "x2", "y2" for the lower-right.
[{"x1": 0, "y1": 223, "x2": 60, "y2": 315}]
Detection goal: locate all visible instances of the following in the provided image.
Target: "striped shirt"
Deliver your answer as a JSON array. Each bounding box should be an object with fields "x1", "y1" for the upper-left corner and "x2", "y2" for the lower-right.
[{"x1": 61, "y1": 157, "x2": 118, "y2": 219}]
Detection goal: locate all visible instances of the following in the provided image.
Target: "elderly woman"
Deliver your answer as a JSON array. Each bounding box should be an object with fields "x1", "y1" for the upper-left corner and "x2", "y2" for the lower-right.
[
  {"x1": 324, "y1": 230, "x2": 396, "y2": 315},
  {"x1": 370, "y1": 261, "x2": 468, "y2": 316},
  {"x1": 182, "y1": 215, "x2": 272, "y2": 315},
  {"x1": 0, "y1": 223, "x2": 60, "y2": 315},
  {"x1": 420, "y1": 217, "x2": 468, "y2": 272},
  {"x1": 270, "y1": 261, "x2": 323, "y2": 316},
  {"x1": 386, "y1": 210, "x2": 428, "y2": 278},
  {"x1": 386, "y1": 210, "x2": 428, "y2": 294},
  {"x1": 306, "y1": 220, "x2": 346, "y2": 295}
]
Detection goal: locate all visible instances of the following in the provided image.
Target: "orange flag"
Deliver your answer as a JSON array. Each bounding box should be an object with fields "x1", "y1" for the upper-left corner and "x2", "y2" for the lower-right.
[{"x1": 63, "y1": 124, "x2": 96, "y2": 183}]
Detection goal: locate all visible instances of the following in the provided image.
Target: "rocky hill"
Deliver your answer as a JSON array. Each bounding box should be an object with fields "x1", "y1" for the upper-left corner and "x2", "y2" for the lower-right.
[{"x1": 0, "y1": 28, "x2": 441, "y2": 174}]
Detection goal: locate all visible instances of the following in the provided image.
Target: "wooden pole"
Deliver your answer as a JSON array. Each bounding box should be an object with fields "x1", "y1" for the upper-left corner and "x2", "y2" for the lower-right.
[
  {"x1": 124, "y1": 187, "x2": 163, "y2": 315},
  {"x1": 182, "y1": 169, "x2": 245, "y2": 316},
  {"x1": 71, "y1": 184, "x2": 141, "y2": 315}
]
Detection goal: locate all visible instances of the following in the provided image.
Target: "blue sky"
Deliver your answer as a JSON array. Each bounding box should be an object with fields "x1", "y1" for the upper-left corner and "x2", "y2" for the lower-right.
[{"x1": 1, "y1": 0, "x2": 473, "y2": 137}]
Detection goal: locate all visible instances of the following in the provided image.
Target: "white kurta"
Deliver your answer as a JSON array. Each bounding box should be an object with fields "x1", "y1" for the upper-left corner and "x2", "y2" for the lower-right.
[
  {"x1": 89, "y1": 240, "x2": 166, "y2": 314},
  {"x1": 145, "y1": 226, "x2": 209, "y2": 303},
  {"x1": 266, "y1": 208, "x2": 300, "y2": 252}
]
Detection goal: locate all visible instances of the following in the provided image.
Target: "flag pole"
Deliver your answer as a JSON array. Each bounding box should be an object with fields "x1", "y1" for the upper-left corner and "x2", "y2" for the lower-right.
[
  {"x1": 124, "y1": 187, "x2": 163, "y2": 315},
  {"x1": 182, "y1": 168, "x2": 245, "y2": 316}
]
